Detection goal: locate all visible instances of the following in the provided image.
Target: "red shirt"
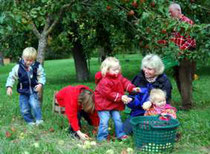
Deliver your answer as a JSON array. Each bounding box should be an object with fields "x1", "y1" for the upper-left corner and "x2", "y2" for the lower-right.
[
  {"x1": 94, "y1": 71, "x2": 135, "y2": 111},
  {"x1": 56, "y1": 85, "x2": 99, "y2": 131},
  {"x1": 170, "y1": 15, "x2": 196, "y2": 50}
]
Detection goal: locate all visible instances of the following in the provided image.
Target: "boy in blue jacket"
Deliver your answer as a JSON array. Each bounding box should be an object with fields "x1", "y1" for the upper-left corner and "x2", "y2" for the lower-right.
[{"x1": 6, "y1": 47, "x2": 46, "y2": 126}]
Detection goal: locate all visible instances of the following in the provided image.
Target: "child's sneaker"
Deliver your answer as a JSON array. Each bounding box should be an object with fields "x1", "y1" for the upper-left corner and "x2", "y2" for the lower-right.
[
  {"x1": 119, "y1": 135, "x2": 128, "y2": 141},
  {"x1": 36, "y1": 120, "x2": 44, "y2": 126},
  {"x1": 28, "y1": 122, "x2": 35, "y2": 126}
]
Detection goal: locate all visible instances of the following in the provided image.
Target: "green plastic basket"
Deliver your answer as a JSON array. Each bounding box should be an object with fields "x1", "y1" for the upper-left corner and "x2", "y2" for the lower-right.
[{"x1": 130, "y1": 116, "x2": 180, "y2": 153}]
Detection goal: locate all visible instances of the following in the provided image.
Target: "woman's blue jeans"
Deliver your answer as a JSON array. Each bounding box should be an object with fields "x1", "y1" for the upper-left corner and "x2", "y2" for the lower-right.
[
  {"x1": 19, "y1": 93, "x2": 42, "y2": 123},
  {"x1": 97, "y1": 110, "x2": 125, "y2": 141}
]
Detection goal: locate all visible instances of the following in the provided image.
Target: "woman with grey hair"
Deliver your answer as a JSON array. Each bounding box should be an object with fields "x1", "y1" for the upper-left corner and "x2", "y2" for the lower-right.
[
  {"x1": 132, "y1": 54, "x2": 172, "y2": 102},
  {"x1": 123, "y1": 54, "x2": 172, "y2": 135}
]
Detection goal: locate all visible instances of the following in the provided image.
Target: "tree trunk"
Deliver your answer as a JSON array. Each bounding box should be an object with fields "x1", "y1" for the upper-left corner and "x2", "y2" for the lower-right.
[
  {"x1": 0, "y1": 52, "x2": 4, "y2": 66},
  {"x1": 98, "y1": 46, "x2": 106, "y2": 62},
  {"x1": 37, "y1": 34, "x2": 47, "y2": 65},
  {"x1": 174, "y1": 59, "x2": 194, "y2": 110},
  {"x1": 72, "y1": 40, "x2": 90, "y2": 81},
  {"x1": 36, "y1": 34, "x2": 47, "y2": 107}
]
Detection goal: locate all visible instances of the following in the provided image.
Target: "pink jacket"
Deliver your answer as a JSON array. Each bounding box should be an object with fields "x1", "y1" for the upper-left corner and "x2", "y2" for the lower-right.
[{"x1": 144, "y1": 104, "x2": 177, "y2": 119}]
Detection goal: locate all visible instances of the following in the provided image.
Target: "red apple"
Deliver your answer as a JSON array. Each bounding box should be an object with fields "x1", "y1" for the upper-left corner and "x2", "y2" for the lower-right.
[
  {"x1": 128, "y1": 10, "x2": 135, "y2": 16},
  {"x1": 161, "y1": 29, "x2": 167, "y2": 34},
  {"x1": 132, "y1": 1, "x2": 138, "y2": 8},
  {"x1": 106, "y1": 5, "x2": 111, "y2": 10},
  {"x1": 49, "y1": 128, "x2": 55, "y2": 132},
  {"x1": 6, "y1": 131, "x2": 12, "y2": 138},
  {"x1": 157, "y1": 40, "x2": 167, "y2": 45},
  {"x1": 140, "y1": 0, "x2": 145, "y2": 3},
  {"x1": 151, "y1": 1, "x2": 155, "y2": 7}
]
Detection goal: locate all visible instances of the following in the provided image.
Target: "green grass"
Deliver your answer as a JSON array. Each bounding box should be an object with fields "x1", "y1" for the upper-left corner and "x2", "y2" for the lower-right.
[{"x1": 0, "y1": 54, "x2": 210, "y2": 154}]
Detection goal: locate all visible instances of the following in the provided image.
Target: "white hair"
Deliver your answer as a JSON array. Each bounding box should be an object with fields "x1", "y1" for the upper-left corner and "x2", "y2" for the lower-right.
[
  {"x1": 169, "y1": 3, "x2": 182, "y2": 13},
  {"x1": 100, "y1": 57, "x2": 121, "y2": 76},
  {"x1": 141, "y1": 54, "x2": 165, "y2": 76}
]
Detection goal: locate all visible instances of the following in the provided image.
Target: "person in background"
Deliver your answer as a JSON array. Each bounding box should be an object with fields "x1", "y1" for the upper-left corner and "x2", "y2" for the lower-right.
[
  {"x1": 6, "y1": 47, "x2": 46, "y2": 126},
  {"x1": 169, "y1": 2, "x2": 196, "y2": 93}
]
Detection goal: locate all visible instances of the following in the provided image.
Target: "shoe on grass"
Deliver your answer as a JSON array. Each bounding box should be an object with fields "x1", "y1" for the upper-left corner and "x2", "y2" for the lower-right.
[
  {"x1": 119, "y1": 135, "x2": 128, "y2": 141},
  {"x1": 36, "y1": 120, "x2": 44, "y2": 126},
  {"x1": 28, "y1": 122, "x2": 35, "y2": 126}
]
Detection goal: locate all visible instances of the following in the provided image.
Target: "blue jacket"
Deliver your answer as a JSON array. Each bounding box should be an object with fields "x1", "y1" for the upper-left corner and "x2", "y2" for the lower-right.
[
  {"x1": 127, "y1": 71, "x2": 172, "y2": 117},
  {"x1": 127, "y1": 88, "x2": 149, "y2": 117},
  {"x1": 132, "y1": 70, "x2": 172, "y2": 102},
  {"x1": 6, "y1": 59, "x2": 46, "y2": 95},
  {"x1": 17, "y1": 60, "x2": 39, "y2": 94}
]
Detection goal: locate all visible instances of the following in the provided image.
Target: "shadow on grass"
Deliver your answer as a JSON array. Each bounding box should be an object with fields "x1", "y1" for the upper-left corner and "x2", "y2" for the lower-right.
[{"x1": 197, "y1": 66, "x2": 210, "y2": 76}]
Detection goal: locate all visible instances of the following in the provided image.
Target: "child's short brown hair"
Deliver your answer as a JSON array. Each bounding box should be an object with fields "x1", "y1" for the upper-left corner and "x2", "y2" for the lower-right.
[{"x1": 78, "y1": 89, "x2": 95, "y2": 113}]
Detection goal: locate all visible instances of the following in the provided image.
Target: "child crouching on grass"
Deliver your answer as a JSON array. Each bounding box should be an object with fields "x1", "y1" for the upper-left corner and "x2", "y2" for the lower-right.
[
  {"x1": 94, "y1": 57, "x2": 140, "y2": 141},
  {"x1": 6, "y1": 47, "x2": 46, "y2": 126},
  {"x1": 56, "y1": 85, "x2": 99, "y2": 140}
]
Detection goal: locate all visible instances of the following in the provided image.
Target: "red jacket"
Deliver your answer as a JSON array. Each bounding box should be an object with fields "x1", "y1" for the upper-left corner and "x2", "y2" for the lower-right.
[
  {"x1": 170, "y1": 15, "x2": 196, "y2": 50},
  {"x1": 94, "y1": 71, "x2": 135, "y2": 111},
  {"x1": 55, "y1": 85, "x2": 99, "y2": 131}
]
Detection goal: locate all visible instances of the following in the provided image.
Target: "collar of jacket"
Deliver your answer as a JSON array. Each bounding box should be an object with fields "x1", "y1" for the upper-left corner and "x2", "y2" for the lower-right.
[{"x1": 105, "y1": 73, "x2": 121, "y2": 79}]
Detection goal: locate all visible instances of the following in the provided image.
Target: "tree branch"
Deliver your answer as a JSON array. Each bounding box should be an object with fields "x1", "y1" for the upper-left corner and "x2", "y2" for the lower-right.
[
  {"x1": 46, "y1": 0, "x2": 76, "y2": 35},
  {"x1": 22, "y1": 12, "x2": 41, "y2": 39}
]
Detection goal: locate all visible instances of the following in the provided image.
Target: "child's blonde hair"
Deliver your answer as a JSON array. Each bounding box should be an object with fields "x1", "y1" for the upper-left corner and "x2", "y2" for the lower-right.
[
  {"x1": 78, "y1": 89, "x2": 95, "y2": 113},
  {"x1": 100, "y1": 57, "x2": 121, "y2": 76},
  {"x1": 149, "y1": 89, "x2": 166, "y2": 103},
  {"x1": 22, "y1": 47, "x2": 37, "y2": 60}
]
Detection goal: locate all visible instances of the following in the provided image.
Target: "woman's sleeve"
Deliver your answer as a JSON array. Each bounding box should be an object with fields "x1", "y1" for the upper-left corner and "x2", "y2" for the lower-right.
[
  {"x1": 163, "y1": 77, "x2": 172, "y2": 102},
  {"x1": 131, "y1": 74, "x2": 140, "y2": 87}
]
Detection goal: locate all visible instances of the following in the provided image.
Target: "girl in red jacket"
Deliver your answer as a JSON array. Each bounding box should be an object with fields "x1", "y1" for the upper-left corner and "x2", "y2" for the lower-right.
[
  {"x1": 56, "y1": 85, "x2": 99, "y2": 140},
  {"x1": 94, "y1": 57, "x2": 140, "y2": 141}
]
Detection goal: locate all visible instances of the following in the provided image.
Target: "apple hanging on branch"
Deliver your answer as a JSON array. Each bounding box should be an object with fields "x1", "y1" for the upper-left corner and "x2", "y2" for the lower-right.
[{"x1": 127, "y1": 10, "x2": 135, "y2": 16}]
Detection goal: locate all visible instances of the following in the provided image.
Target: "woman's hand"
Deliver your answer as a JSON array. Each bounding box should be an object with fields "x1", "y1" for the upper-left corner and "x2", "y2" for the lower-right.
[
  {"x1": 132, "y1": 87, "x2": 141, "y2": 93},
  {"x1": 122, "y1": 95, "x2": 132, "y2": 104},
  {"x1": 76, "y1": 130, "x2": 90, "y2": 140}
]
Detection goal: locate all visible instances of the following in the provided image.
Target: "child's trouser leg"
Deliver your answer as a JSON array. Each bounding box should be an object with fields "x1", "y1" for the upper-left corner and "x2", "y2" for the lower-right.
[
  {"x1": 97, "y1": 111, "x2": 110, "y2": 141},
  {"x1": 29, "y1": 93, "x2": 42, "y2": 121},
  {"x1": 123, "y1": 116, "x2": 133, "y2": 135},
  {"x1": 19, "y1": 94, "x2": 34, "y2": 123},
  {"x1": 111, "y1": 110, "x2": 125, "y2": 138}
]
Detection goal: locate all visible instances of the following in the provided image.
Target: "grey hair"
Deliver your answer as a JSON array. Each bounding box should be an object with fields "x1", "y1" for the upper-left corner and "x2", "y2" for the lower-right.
[
  {"x1": 141, "y1": 54, "x2": 165, "y2": 76},
  {"x1": 169, "y1": 3, "x2": 182, "y2": 13}
]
